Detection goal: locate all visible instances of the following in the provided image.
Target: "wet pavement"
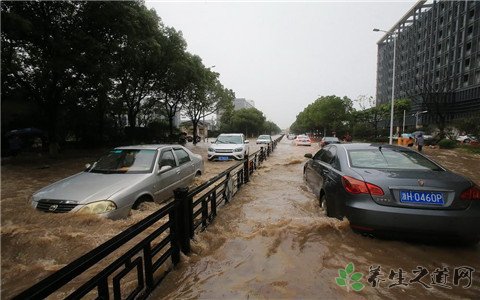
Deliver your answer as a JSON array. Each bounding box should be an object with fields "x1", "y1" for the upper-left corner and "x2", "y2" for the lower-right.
[
  {"x1": 1, "y1": 139, "x2": 479, "y2": 299},
  {"x1": 153, "y1": 139, "x2": 480, "y2": 299}
]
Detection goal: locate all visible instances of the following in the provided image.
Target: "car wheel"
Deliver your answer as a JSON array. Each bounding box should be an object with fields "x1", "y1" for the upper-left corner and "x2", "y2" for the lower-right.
[
  {"x1": 132, "y1": 195, "x2": 152, "y2": 210},
  {"x1": 319, "y1": 193, "x2": 331, "y2": 217}
]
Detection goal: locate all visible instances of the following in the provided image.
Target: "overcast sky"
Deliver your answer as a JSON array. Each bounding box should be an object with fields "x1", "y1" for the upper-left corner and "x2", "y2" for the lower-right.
[{"x1": 146, "y1": 1, "x2": 417, "y2": 129}]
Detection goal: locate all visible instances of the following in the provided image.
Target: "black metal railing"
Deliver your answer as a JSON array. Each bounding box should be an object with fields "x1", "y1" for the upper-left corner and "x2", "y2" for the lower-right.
[{"x1": 15, "y1": 135, "x2": 283, "y2": 300}]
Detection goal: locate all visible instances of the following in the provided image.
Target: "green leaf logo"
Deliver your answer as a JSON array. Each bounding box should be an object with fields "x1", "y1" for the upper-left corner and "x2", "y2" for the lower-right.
[{"x1": 335, "y1": 262, "x2": 365, "y2": 292}]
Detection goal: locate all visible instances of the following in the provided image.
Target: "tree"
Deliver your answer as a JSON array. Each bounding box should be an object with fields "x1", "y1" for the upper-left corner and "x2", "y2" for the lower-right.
[
  {"x1": 230, "y1": 108, "x2": 266, "y2": 137},
  {"x1": 1, "y1": 1, "x2": 85, "y2": 155},
  {"x1": 111, "y1": 3, "x2": 167, "y2": 129},
  {"x1": 148, "y1": 27, "x2": 189, "y2": 136},
  {"x1": 183, "y1": 56, "x2": 231, "y2": 144},
  {"x1": 290, "y1": 95, "x2": 352, "y2": 136},
  {"x1": 263, "y1": 121, "x2": 281, "y2": 135}
]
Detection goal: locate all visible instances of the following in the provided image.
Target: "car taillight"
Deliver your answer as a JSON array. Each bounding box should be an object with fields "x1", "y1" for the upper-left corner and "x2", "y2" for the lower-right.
[
  {"x1": 460, "y1": 185, "x2": 480, "y2": 200},
  {"x1": 342, "y1": 176, "x2": 384, "y2": 196}
]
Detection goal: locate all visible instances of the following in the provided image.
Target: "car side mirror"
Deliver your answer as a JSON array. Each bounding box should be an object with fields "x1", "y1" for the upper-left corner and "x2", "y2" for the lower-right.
[
  {"x1": 304, "y1": 153, "x2": 313, "y2": 159},
  {"x1": 85, "y1": 163, "x2": 91, "y2": 170},
  {"x1": 245, "y1": 140, "x2": 249, "y2": 144},
  {"x1": 158, "y1": 165, "x2": 172, "y2": 174}
]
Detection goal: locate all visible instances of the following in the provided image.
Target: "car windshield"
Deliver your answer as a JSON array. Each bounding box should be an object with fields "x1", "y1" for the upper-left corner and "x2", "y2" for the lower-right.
[
  {"x1": 90, "y1": 149, "x2": 157, "y2": 174},
  {"x1": 325, "y1": 137, "x2": 339, "y2": 142},
  {"x1": 348, "y1": 149, "x2": 443, "y2": 171},
  {"x1": 298, "y1": 135, "x2": 308, "y2": 139},
  {"x1": 216, "y1": 135, "x2": 243, "y2": 144},
  {"x1": 258, "y1": 135, "x2": 270, "y2": 139}
]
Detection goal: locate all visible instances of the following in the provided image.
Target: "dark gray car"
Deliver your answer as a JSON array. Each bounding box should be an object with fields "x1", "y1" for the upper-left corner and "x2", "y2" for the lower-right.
[{"x1": 303, "y1": 143, "x2": 480, "y2": 243}]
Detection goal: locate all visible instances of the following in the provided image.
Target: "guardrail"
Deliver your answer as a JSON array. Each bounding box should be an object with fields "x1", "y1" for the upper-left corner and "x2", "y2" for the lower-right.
[{"x1": 15, "y1": 135, "x2": 284, "y2": 300}]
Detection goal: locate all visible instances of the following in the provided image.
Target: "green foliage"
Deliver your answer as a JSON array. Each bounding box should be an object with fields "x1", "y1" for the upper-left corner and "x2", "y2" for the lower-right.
[
  {"x1": 438, "y1": 139, "x2": 457, "y2": 149},
  {"x1": 229, "y1": 108, "x2": 266, "y2": 137},
  {"x1": 454, "y1": 113, "x2": 480, "y2": 138},
  {"x1": 1, "y1": 1, "x2": 237, "y2": 151},
  {"x1": 291, "y1": 95, "x2": 352, "y2": 134}
]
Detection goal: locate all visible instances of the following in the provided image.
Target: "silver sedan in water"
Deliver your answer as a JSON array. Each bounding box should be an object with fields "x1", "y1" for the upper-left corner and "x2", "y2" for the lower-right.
[
  {"x1": 30, "y1": 145, "x2": 204, "y2": 219},
  {"x1": 303, "y1": 143, "x2": 480, "y2": 243}
]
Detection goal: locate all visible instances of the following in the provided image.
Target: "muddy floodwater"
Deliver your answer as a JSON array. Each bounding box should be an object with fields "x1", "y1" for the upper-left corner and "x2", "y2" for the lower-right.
[{"x1": 1, "y1": 139, "x2": 480, "y2": 299}]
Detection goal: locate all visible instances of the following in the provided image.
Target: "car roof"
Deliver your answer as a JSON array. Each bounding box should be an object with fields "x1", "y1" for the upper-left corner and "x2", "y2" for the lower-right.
[
  {"x1": 333, "y1": 143, "x2": 414, "y2": 151},
  {"x1": 115, "y1": 144, "x2": 179, "y2": 150},
  {"x1": 218, "y1": 133, "x2": 243, "y2": 136}
]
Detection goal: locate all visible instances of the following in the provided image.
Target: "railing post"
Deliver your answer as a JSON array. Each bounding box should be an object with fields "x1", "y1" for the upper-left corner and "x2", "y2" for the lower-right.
[
  {"x1": 211, "y1": 192, "x2": 217, "y2": 218},
  {"x1": 243, "y1": 158, "x2": 250, "y2": 183},
  {"x1": 201, "y1": 197, "x2": 208, "y2": 229},
  {"x1": 173, "y1": 188, "x2": 191, "y2": 255},
  {"x1": 168, "y1": 209, "x2": 180, "y2": 265}
]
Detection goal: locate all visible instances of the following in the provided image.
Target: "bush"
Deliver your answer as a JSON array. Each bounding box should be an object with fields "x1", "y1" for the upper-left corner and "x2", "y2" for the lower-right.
[{"x1": 438, "y1": 139, "x2": 457, "y2": 149}]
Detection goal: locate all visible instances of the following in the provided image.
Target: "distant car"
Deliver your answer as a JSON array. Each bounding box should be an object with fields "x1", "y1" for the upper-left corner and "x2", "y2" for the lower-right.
[
  {"x1": 294, "y1": 135, "x2": 312, "y2": 146},
  {"x1": 30, "y1": 145, "x2": 204, "y2": 219},
  {"x1": 256, "y1": 134, "x2": 272, "y2": 144},
  {"x1": 208, "y1": 133, "x2": 249, "y2": 161},
  {"x1": 303, "y1": 143, "x2": 480, "y2": 243},
  {"x1": 319, "y1": 136, "x2": 340, "y2": 148},
  {"x1": 287, "y1": 134, "x2": 296, "y2": 140},
  {"x1": 457, "y1": 135, "x2": 478, "y2": 144}
]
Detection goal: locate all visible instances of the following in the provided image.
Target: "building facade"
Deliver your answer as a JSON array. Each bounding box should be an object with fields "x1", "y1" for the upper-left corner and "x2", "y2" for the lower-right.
[
  {"x1": 233, "y1": 98, "x2": 255, "y2": 110},
  {"x1": 376, "y1": 0, "x2": 480, "y2": 128}
]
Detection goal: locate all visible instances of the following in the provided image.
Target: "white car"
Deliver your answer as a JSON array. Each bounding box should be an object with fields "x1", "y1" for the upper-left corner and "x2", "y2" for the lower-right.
[
  {"x1": 256, "y1": 134, "x2": 272, "y2": 144},
  {"x1": 294, "y1": 135, "x2": 312, "y2": 146},
  {"x1": 208, "y1": 133, "x2": 250, "y2": 161},
  {"x1": 457, "y1": 135, "x2": 477, "y2": 144}
]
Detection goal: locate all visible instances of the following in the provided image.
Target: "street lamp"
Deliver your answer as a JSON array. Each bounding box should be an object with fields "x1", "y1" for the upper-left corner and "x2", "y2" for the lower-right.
[
  {"x1": 413, "y1": 110, "x2": 428, "y2": 129},
  {"x1": 374, "y1": 28, "x2": 397, "y2": 145}
]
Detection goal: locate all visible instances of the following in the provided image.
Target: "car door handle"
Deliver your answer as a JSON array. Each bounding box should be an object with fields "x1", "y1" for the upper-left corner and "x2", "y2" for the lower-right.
[{"x1": 176, "y1": 170, "x2": 181, "y2": 175}]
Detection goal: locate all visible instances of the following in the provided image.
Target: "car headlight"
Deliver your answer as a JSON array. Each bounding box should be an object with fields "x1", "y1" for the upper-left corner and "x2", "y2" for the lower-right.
[
  {"x1": 234, "y1": 147, "x2": 244, "y2": 152},
  {"x1": 208, "y1": 147, "x2": 215, "y2": 152},
  {"x1": 78, "y1": 201, "x2": 117, "y2": 214}
]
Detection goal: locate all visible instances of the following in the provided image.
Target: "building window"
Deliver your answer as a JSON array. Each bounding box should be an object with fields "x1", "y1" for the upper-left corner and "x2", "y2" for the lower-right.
[
  {"x1": 465, "y1": 58, "x2": 471, "y2": 68},
  {"x1": 469, "y1": 9, "x2": 475, "y2": 20},
  {"x1": 466, "y1": 42, "x2": 472, "y2": 52},
  {"x1": 463, "y1": 74, "x2": 469, "y2": 86}
]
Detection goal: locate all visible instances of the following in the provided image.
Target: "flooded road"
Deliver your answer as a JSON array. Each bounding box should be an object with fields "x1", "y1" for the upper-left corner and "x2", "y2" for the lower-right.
[
  {"x1": 154, "y1": 139, "x2": 480, "y2": 299},
  {"x1": 1, "y1": 139, "x2": 479, "y2": 298}
]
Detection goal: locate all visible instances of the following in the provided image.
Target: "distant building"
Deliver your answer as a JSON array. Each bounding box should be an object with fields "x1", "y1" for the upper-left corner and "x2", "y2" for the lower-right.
[
  {"x1": 375, "y1": 0, "x2": 480, "y2": 128},
  {"x1": 233, "y1": 98, "x2": 255, "y2": 110},
  {"x1": 216, "y1": 98, "x2": 256, "y2": 129}
]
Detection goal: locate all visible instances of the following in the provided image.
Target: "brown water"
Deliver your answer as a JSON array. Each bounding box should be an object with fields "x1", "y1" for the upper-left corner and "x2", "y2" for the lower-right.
[
  {"x1": 1, "y1": 140, "x2": 479, "y2": 299},
  {"x1": 153, "y1": 140, "x2": 480, "y2": 299}
]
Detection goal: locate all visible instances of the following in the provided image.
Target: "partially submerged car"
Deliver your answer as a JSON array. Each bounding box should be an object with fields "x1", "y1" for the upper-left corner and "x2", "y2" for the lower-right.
[
  {"x1": 256, "y1": 134, "x2": 273, "y2": 144},
  {"x1": 207, "y1": 133, "x2": 249, "y2": 161},
  {"x1": 30, "y1": 145, "x2": 204, "y2": 219},
  {"x1": 319, "y1": 136, "x2": 340, "y2": 148},
  {"x1": 294, "y1": 135, "x2": 312, "y2": 146},
  {"x1": 303, "y1": 143, "x2": 480, "y2": 243}
]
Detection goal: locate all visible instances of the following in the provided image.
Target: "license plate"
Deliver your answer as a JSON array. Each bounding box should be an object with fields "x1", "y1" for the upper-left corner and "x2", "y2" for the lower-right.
[
  {"x1": 218, "y1": 156, "x2": 229, "y2": 161},
  {"x1": 400, "y1": 190, "x2": 444, "y2": 205}
]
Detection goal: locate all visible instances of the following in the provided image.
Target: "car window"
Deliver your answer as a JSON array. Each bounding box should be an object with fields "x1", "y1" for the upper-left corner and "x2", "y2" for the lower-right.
[
  {"x1": 321, "y1": 146, "x2": 336, "y2": 164},
  {"x1": 313, "y1": 149, "x2": 325, "y2": 160},
  {"x1": 174, "y1": 148, "x2": 191, "y2": 165},
  {"x1": 159, "y1": 149, "x2": 177, "y2": 168},
  {"x1": 348, "y1": 149, "x2": 443, "y2": 170},
  {"x1": 216, "y1": 135, "x2": 243, "y2": 144},
  {"x1": 91, "y1": 149, "x2": 157, "y2": 174}
]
